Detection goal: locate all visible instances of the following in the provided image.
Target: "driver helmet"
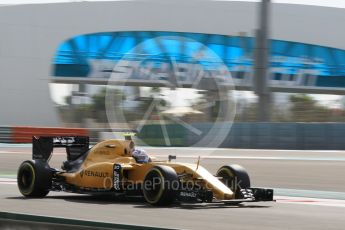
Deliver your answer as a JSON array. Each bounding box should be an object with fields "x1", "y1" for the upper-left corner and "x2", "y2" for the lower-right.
[{"x1": 132, "y1": 149, "x2": 149, "y2": 163}]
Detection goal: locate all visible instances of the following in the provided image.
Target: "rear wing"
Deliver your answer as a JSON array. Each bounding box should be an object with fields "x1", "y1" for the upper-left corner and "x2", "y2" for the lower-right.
[{"x1": 32, "y1": 136, "x2": 89, "y2": 162}]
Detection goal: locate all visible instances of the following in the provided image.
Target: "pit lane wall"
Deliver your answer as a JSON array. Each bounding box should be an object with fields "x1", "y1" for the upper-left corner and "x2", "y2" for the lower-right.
[
  {"x1": 136, "y1": 122, "x2": 345, "y2": 150},
  {"x1": 1, "y1": 123, "x2": 344, "y2": 150}
]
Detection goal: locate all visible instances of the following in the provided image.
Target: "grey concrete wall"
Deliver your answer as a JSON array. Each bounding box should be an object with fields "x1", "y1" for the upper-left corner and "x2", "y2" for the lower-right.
[{"x1": 0, "y1": 126, "x2": 11, "y2": 143}]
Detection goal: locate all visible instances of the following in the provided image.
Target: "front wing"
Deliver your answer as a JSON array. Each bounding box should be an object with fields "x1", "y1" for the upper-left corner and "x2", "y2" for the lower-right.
[{"x1": 177, "y1": 187, "x2": 274, "y2": 204}]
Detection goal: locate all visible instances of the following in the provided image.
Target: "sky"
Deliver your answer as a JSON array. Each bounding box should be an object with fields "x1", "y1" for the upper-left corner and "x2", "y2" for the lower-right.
[{"x1": 0, "y1": 0, "x2": 345, "y2": 8}]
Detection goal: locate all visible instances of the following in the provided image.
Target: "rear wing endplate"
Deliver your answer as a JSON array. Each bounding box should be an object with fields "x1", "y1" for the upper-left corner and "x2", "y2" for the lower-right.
[{"x1": 32, "y1": 136, "x2": 89, "y2": 162}]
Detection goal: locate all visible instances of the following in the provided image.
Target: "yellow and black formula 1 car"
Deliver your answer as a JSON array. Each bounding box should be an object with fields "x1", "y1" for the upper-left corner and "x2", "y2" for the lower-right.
[{"x1": 17, "y1": 135, "x2": 274, "y2": 206}]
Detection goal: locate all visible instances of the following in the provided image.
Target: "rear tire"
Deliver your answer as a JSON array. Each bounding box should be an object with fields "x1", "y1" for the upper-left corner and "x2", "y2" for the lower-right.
[
  {"x1": 142, "y1": 165, "x2": 179, "y2": 206},
  {"x1": 17, "y1": 160, "x2": 52, "y2": 197},
  {"x1": 216, "y1": 164, "x2": 250, "y2": 198}
]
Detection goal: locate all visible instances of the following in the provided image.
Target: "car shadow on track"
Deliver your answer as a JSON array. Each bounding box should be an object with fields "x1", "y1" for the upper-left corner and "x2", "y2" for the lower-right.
[
  {"x1": 6, "y1": 195, "x2": 272, "y2": 210},
  {"x1": 135, "y1": 203, "x2": 272, "y2": 210}
]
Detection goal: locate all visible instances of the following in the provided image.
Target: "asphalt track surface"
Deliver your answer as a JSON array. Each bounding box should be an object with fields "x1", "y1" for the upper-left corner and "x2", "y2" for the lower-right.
[{"x1": 1, "y1": 146, "x2": 345, "y2": 230}]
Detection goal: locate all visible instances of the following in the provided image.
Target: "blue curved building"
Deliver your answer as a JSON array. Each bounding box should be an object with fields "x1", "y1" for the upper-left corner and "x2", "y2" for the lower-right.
[{"x1": 54, "y1": 31, "x2": 345, "y2": 89}]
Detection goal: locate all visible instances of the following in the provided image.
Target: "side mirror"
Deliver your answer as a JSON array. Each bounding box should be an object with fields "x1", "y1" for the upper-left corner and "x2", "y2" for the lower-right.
[{"x1": 168, "y1": 155, "x2": 176, "y2": 162}]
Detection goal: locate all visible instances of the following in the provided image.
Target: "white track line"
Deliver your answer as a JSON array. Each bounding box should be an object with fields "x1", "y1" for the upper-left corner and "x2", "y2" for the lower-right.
[
  {"x1": 276, "y1": 196, "x2": 345, "y2": 208},
  {"x1": 3, "y1": 151, "x2": 345, "y2": 161},
  {"x1": 0, "y1": 151, "x2": 66, "y2": 155},
  {"x1": 151, "y1": 155, "x2": 345, "y2": 162},
  {"x1": 0, "y1": 178, "x2": 16, "y2": 185},
  {"x1": 2, "y1": 147, "x2": 345, "y2": 153},
  {"x1": 0, "y1": 151, "x2": 29, "y2": 154},
  {"x1": 144, "y1": 147, "x2": 345, "y2": 153}
]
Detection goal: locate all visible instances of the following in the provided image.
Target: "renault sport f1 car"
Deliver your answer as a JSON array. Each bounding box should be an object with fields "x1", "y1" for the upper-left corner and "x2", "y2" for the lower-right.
[{"x1": 17, "y1": 135, "x2": 274, "y2": 206}]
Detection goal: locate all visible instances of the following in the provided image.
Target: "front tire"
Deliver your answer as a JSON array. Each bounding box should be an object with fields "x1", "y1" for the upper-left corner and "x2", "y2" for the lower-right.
[
  {"x1": 216, "y1": 164, "x2": 250, "y2": 198},
  {"x1": 142, "y1": 165, "x2": 179, "y2": 206},
  {"x1": 17, "y1": 160, "x2": 52, "y2": 197}
]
